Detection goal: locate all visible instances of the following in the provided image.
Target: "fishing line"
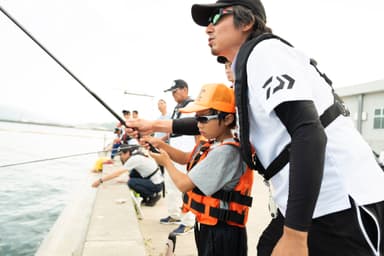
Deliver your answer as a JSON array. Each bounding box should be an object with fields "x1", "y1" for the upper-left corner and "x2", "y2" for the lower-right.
[
  {"x1": 0, "y1": 150, "x2": 110, "y2": 168},
  {"x1": 0, "y1": 5, "x2": 125, "y2": 125}
]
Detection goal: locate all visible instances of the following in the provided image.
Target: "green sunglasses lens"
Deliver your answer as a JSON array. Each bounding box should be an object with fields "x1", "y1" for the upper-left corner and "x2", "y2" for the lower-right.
[
  {"x1": 212, "y1": 13, "x2": 221, "y2": 25},
  {"x1": 209, "y1": 9, "x2": 233, "y2": 25}
]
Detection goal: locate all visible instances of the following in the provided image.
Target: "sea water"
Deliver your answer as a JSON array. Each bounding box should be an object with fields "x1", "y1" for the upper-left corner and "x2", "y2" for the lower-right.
[{"x1": 0, "y1": 121, "x2": 114, "y2": 256}]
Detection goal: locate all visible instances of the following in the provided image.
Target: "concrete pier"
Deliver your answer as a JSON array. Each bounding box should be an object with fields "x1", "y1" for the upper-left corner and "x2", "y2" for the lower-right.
[
  {"x1": 36, "y1": 162, "x2": 271, "y2": 256},
  {"x1": 137, "y1": 174, "x2": 271, "y2": 256}
]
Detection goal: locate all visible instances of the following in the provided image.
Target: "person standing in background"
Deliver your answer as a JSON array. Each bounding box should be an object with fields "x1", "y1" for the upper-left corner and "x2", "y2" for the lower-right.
[
  {"x1": 217, "y1": 56, "x2": 234, "y2": 86},
  {"x1": 120, "y1": 109, "x2": 135, "y2": 144},
  {"x1": 122, "y1": 110, "x2": 131, "y2": 121},
  {"x1": 154, "y1": 99, "x2": 171, "y2": 143},
  {"x1": 154, "y1": 98, "x2": 172, "y2": 198},
  {"x1": 160, "y1": 79, "x2": 197, "y2": 236},
  {"x1": 110, "y1": 127, "x2": 123, "y2": 159},
  {"x1": 132, "y1": 110, "x2": 139, "y2": 119}
]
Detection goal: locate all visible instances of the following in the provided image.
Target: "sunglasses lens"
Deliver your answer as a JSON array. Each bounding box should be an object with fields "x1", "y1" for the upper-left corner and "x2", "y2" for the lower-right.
[
  {"x1": 209, "y1": 9, "x2": 233, "y2": 25},
  {"x1": 212, "y1": 13, "x2": 221, "y2": 25},
  {"x1": 196, "y1": 116, "x2": 208, "y2": 123},
  {"x1": 209, "y1": 9, "x2": 220, "y2": 25}
]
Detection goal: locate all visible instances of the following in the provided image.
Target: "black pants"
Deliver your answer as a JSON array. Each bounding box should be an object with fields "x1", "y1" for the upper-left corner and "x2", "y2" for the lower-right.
[
  {"x1": 128, "y1": 169, "x2": 162, "y2": 198},
  {"x1": 194, "y1": 221, "x2": 247, "y2": 256},
  {"x1": 257, "y1": 200, "x2": 384, "y2": 256}
]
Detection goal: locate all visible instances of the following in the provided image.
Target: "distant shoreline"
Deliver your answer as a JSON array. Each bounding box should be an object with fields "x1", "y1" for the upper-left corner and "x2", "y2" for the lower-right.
[{"x1": 0, "y1": 119, "x2": 111, "y2": 131}]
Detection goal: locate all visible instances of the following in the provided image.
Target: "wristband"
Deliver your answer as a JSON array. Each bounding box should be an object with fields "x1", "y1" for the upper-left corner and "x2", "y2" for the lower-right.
[{"x1": 99, "y1": 178, "x2": 103, "y2": 184}]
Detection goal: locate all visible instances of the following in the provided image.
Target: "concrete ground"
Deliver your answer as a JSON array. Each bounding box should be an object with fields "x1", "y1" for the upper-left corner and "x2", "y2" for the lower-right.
[
  {"x1": 82, "y1": 163, "x2": 271, "y2": 256},
  {"x1": 137, "y1": 175, "x2": 271, "y2": 256}
]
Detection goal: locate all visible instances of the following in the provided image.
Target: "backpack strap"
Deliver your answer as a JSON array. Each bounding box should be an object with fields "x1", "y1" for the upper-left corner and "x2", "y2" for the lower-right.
[
  {"x1": 254, "y1": 101, "x2": 348, "y2": 180},
  {"x1": 170, "y1": 97, "x2": 194, "y2": 138},
  {"x1": 145, "y1": 167, "x2": 160, "y2": 179},
  {"x1": 235, "y1": 33, "x2": 291, "y2": 171}
]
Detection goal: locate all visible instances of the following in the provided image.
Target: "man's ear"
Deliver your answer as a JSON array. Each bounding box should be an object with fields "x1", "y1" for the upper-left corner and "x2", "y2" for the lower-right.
[{"x1": 241, "y1": 21, "x2": 254, "y2": 33}]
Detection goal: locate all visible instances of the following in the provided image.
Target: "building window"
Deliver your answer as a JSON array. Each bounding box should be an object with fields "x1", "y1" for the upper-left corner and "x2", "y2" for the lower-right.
[{"x1": 374, "y1": 108, "x2": 384, "y2": 129}]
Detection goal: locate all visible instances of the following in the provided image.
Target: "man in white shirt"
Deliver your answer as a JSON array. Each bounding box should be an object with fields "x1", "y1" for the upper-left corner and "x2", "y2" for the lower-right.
[
  {"x1": 125, "y1": 1, "x2": 384, "y2": 255},
  {"x1": 92, "y1": 144, "x2": 163, "y2": 207},
  {"x1": 154, "y1": 99, "x2": 171, "y2": 143},
  {"x1": 190, "y1": 1, "x2": 384, "y2": 255}
]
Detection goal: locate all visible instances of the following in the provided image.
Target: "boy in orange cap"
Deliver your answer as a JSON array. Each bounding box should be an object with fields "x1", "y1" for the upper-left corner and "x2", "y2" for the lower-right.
[{"x1": 143, "y1": 83, "x2": 253, "y2": 256}]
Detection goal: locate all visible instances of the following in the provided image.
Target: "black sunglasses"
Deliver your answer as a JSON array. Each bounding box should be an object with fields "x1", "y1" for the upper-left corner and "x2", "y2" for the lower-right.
[
  {"x1": 208, "y1": 8, "x2": 234, "y2": 25},
  {"x1": 195, "y1": 114, "x2": 219, "y2": 124}
]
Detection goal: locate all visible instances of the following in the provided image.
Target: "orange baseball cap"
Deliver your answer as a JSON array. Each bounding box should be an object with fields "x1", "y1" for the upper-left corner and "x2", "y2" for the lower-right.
[{"x1": 179, "y1": 83, "x2": 235, "y2": 113}]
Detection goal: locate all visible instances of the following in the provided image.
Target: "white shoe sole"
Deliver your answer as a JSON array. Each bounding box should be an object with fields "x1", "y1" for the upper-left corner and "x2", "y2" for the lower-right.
[
  {"x1": 160, "y1": 221, "x2": 181, "y2": 225},
  {"x1": 172, "y1": 228, "x2": 194, "y2": 236}
]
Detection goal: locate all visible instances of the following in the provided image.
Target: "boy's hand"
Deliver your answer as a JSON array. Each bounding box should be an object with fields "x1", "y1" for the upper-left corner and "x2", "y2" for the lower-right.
[
  {"x1": 148, "y1": 148, "x2": 171, "y2": 167},
  {"x1": 141, "y1": 136, "x2": 165, "y2": 150}
]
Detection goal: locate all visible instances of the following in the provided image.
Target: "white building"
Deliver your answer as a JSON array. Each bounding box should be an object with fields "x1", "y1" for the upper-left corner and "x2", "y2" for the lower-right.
[{"x1": 336, "y1": 79, "x2": 384, "y2": 154}]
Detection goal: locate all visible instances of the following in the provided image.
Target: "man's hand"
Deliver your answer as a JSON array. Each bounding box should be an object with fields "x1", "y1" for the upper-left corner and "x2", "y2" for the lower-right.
[
  {"x1": 125, "y1": 118, "x2": 155, "y2": 138},
  {"x1": 125, "y1": 119, "x2": 173, "y2": 139},
  {"x1": 92, "y1": 179, "x2": 102, "y2": 188},
  {"x1": 272, "y1": 226, "x2": 308, "y2": 256}
]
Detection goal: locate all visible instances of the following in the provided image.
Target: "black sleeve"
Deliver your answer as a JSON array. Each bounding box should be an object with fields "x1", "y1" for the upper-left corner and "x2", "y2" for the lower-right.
[
  {"x1": 172, "y1": 117, "x2": 200, "y2": 135},
  {"x1": 274, "y1": 100, "x2": 327, "y2": 231}
]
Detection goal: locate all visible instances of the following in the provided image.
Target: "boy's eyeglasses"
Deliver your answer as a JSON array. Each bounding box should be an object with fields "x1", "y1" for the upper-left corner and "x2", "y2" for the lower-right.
[
  {"x1": 208, "y1": 8, "x2": 234, "y2": 25},
  {"x1": 195, "y1": 114, "x2": 219, "y2": 124}
]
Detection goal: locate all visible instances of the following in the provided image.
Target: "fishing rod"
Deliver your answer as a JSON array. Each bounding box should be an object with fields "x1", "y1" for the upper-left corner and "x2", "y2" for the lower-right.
[
  {"x1": 0, "y1": 6, "x2": 153, "y2": 154},
  {"x1": 0, "y1": 5, "x2": 125, "y2": 125},
  {"x1": 0, "y1": 150, "x2": 110, "y2": 168}
]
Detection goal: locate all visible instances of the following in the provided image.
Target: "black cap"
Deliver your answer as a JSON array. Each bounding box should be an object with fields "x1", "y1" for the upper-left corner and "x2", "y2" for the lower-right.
[
  {"x1": 191, "y1": 0, "x2": 266, "y2": 27},
  {"x1": 117, "y1": 144, "x2": 140, "y2": 154},
  {"x1": 164, "y1": 79, "x2": 188, "y2": 93}
]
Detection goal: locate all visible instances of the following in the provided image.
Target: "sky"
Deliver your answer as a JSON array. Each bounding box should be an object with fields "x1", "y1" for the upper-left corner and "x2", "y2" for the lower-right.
[{"x1": 0, "y1": 0, "x2": 383, "y2": 125}]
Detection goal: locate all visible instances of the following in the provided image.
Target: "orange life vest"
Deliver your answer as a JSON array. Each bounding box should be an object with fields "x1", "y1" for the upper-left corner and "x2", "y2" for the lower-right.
[{"x1": 182, "y1": 139, "x2": 253, "y2": 227}]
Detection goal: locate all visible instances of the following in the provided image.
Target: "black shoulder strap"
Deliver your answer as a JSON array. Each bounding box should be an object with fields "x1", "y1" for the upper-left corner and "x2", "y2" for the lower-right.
[
  {"x1": 258, "y1": 57, "x2": 351, "y2": 180},
  {"x1": 235, "y1": 33, "x2": 290, "y2": 171},
  {"x1": 145, "y1": 167, "x2": 160, "y2": 179},
  {"x1": 235, "y1": 33, "x2": 350, "y2": 180},
  {"x1": 171, "y1": 98, "x2": 194, "y2": 120},
  {"x1": 170, "y1": 98, "x2": 194, "y2": 138}
]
